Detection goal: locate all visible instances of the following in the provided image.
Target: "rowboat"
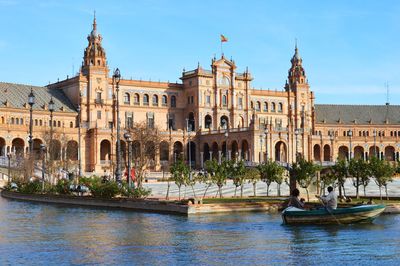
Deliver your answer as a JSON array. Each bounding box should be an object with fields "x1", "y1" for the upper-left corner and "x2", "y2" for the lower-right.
[{"x1": 282, "y1": 204, "x2": 386, "y2": 225}]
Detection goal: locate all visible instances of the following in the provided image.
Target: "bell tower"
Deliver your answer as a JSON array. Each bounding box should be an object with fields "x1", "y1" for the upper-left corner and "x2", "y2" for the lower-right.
[{"x1": 82, "y1": 14, "x2": 107, "y2": 72}]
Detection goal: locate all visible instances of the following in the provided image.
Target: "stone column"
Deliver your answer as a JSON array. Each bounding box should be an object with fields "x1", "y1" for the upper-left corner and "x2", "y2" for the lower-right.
[
  {"x1": 218, "y1": 150, "x2": 222, "y2": 164},
  {"x1": 200, "y1": 152, "x2": 204, "y2": 168},
  {"x1": 238, "y1": 149, "x2": 242, "y2": 161},
  {"x1": 209, "y1": 151, "x2": 213, "y2": 161},
  {"x1": 228, "y1": 150, "x2": 232, "y2": 160}
]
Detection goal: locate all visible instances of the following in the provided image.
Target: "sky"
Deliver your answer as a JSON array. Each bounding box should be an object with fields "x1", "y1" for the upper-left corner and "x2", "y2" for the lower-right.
[{"x1": 0, "y1": 0, "x2": 399, "y2": 105}]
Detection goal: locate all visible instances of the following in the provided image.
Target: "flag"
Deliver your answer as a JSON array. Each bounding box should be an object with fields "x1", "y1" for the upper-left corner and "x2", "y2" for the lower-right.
[{"x1": 220, "y1": 34, "x2": 228, "y2": 42}]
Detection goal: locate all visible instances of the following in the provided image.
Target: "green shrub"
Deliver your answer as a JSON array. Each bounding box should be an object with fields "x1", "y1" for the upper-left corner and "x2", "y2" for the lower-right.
[
  {"x1": 55, "y1": 179, "x2": 72, "y2": 195},
  {"x1": 89, "y1": 179, "x2": 119, "y2": 199},
  {"x1": 119, "y1": 183, "x2": 151, "y2": 199},
  {"x1": 18, "y1": 180, "x2": 42, "y2": 194}
]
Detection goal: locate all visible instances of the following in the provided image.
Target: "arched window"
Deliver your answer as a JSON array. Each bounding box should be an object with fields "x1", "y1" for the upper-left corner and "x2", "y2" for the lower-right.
[
  {"x1": 250, "y1": 101, "x2": 254, "y2": 109},
  {"x1": 278, "y1": 103, "x2": 283, "y2": 112},
  {"x1": 162, "y1": 95, "x2": 167, "y2": 106},
  {"x1": 134, "y1": 93, "x2": 140, "y2": 105},
  {"x1": 70, "y1": 121, "x2": 73, "y2": 128},
  {"x1": 256, "y1": 101, "x2": 261, "y2": 111},
  {"x1": 57, "y1": 121, "x2": 61, "y2": 127},
  {"x1": 220, "y1": 116, "x2": 229, "y2": 129},
  {"x1": 205, "y1": 115, "x2": 212, "y2": 129},
  {"x1": 143, "y1": 94, "x2": 149, "y2": 105},
  {"x1": 20, "y1": 118, "x2": 23, "y2": 125},
  {"x1": 39, "y1": 120, "x2": 42, "y2": 126},
  {"x1": 263, "y1": 102, "x2": 268, "y2": 112},
  {"x1": 271, "y1": 102, "x2": 276, "y2": 112},
  {"x1": 35, "y1": 119, "x2": 38, "y2": 126},
  {"x1": 152, "y1": 95, "x2": 158, "y2": 106},
  {"x1": 171, "y1": 96, "x2": 176, "y2": 107},
  {"x1": 222, "y1": 95, "x2": 227, "y2": 106},
  {"x1": 124, "y1": 93, "x2": 130, "y2": 104}
]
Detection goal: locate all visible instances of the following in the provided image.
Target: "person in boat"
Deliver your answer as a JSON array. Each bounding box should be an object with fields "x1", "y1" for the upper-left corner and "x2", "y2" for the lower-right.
[
  {"x1": 288, "y1": 188, "x2": 305, "y2": 209},
  {"x1": 316, "y1": 186, "x2": 337, "y2": 210}
]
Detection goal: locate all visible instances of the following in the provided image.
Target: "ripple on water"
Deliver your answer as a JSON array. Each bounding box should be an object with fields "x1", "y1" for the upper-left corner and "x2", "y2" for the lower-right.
[{"x1": 0, "y1": 198, "x2": 400, "y2": 265}]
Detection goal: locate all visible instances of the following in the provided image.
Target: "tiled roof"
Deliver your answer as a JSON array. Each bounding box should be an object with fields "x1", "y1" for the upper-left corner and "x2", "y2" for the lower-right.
[
  {"x1": 0, "y1": 82, "x2": 76, "y2": 113},
  {"x1": 315, "y1": 104, "x2": 400, "y2": 125}
]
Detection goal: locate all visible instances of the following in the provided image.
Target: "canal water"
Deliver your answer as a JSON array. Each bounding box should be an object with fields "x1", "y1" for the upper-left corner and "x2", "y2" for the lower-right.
[{"x1": 0, "y1": 198, "x2": 399, "y2": 266}]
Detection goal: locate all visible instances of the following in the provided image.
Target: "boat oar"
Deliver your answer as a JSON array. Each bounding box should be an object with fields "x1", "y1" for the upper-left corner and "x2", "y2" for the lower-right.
[{"x1": 317, "y1": 196, "x2": 341, "y2": 225}]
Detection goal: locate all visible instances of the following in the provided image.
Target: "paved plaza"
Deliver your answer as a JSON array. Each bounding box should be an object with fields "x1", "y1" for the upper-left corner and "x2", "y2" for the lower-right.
[{"x1": 144, "y1": 178, "x2": 400, "y2": 199}]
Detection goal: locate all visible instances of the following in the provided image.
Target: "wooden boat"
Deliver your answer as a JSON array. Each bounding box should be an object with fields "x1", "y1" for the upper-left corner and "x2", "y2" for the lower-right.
[{"x1": 282, "y1": 204, "x2": 386, "y2": 225}]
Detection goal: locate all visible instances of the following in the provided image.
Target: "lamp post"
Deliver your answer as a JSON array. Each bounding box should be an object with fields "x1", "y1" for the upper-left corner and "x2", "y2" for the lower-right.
[
  {"x1": 28, "y1": 88, "x2": 35, "y2": 154},
  {"x1": 329, "y1": 130, "x2": 334, "y2": 162},
  {"x1": 48, "y1": 97, "x2": 55, "y2": 159},
  {"x1": 259, "y1": 132, "x2": 263, "y2": 163},
  {"x1": 77, "y1": 92, "x2": 82, "y2": 178},
  {"x1": 7, "y1": 153, "x2": 11, "y2": 183},
  {"x1": 225, "y1": 129, "x2": 229, "y2": 160},
  {"x1": 40, "y1": 144, "x2": 46, "y2": 191},
  {"x1": 265, "y1": 127, "x2": 269, "y2": 161},
  {"x1": 124, "y1": 132, "x2": 133, "y2": 189},
  {"x1": 113, "y1": 68, "x2": 122, "y2": 183},
  {"x1": 373, "y1": 129, "x2": 377, "y2": 158},
  {"x1": 186, "y1": 118, "x2": 192, "y2": 175},
  {"x1": 294, "y1": 128, "x2": 299, "y2": 161},
  {"x1": 348, "y1": 129, "x2": 353, "y2": 160}
]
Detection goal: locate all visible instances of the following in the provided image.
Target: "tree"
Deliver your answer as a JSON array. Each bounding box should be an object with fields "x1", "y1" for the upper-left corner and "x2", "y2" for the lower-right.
[
  {"x1": 319, "y1": 167, "x2": 337, "y2": 195},
  {"x1": 290, "y1": 158, "x2": 320, "y2": 201},
  {"x1": 369, "y1": 157, "x2": 395, "y2": 200},
  {"x1": 257, "y1": 160, "x2": 285, "y2": 196},
  {"x1": 245, "y1": 167, "x2": 260, "y2": 197},
  {"x1": 348, "y1": 158, "x2": 371, "y2": 199},
  {"x1": 230, "y1": 160, "x2": 246, "y2": 197},
  {"x1": 332, "y1": 159, "x2": 348, "y2": 198},
  {"x1": 205, "y1": 159, "x2": 229, "y2": 198},
  {"x1": 127, "y1": 122, "x2": 161, "y2": 188},
  {"x1": 170, "y1": 160, "x2": 189, "y2": 200}
]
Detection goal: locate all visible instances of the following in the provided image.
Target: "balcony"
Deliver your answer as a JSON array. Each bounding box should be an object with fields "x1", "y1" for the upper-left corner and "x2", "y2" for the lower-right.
[{"x1": 95, "y1": 99, "x2": 104, "y2": 105}]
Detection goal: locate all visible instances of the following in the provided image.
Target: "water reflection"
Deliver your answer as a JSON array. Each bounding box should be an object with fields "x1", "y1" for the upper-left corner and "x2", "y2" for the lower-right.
[{"x1": 0, "y1": 198, "x2": 399, "y2": 265}]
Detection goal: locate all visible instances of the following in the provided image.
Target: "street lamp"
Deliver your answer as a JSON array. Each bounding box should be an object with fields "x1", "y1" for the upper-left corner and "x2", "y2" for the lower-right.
[
  {"x1": 40, "y1": 144, "x2": 46, "y2": 191},
  {"x1": 259, "y1": 132, "x2": 264, "y2": 163},
  {"x1": 49, "y1": 97, "x2": 55, "y2": 161},
  {"x1": 124, "y1": 132, "x2": 133, "y2": 189},
  {"x1": 7, "y1": 153, "x2": 11, "y2": 183},
  {"x1": 28, "y1": 88, "x2": 35, "y2": 153},
  {"x1": 265, "y1": 127, "x2": 269, "y2": 161},
  {"x1": 348, "y1": 129, "x2": 353, "y2": 160},
  {"x1": 373, "y1": 129, "x2": 377, "y2": 158},
  {"x1": 113, "y1": 68, "x2": 122, "y2": 183},
  {"x1": 186, "y1": 118, "x2": 192, "y2": 174},
  {"x1": 225, "y1": 129, "x2": 229, "y2": 160},
  {"x1": 77, "y1": 92, "x2": 82, "y2": 178},
  {"x1": 294, "y1": 128, "x2": 299, "y2": 161}
]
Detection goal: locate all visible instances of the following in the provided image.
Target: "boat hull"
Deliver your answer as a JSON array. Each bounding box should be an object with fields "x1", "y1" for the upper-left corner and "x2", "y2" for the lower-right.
[{"x1": 282, "y1": 205, "x2": 386, "y2": 225}]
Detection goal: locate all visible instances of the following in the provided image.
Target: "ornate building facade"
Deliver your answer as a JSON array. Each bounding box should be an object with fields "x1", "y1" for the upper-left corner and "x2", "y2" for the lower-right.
[{"x1": 1, "y1": 17, "x2": 400, "y2": 175}]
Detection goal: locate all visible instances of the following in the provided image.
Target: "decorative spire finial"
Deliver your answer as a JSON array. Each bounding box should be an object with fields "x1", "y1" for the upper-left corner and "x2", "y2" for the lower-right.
[{"x1": 93, "y1": 11, "x2": 97, "y2": 31}]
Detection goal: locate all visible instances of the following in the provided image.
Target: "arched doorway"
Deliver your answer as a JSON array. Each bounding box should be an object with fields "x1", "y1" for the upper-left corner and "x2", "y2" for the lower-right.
[
  {"x1": 188, "y1": 112, "x2": 195, "y2": 131},
  {"x1": 66, "y1": 140, "x2": 78, "y2": 161},
  {"x1": 187, "y1": 141, "x2": 196, "y2": 167},
  {"x1": 159, "y1": 141, "x2": 169, "y2": 162},
  {"x1": 385, "y1": 146, "x2": 395, "y2": 161},
  {"x1": 204, "y1": 115, "x2": 212, "y2": 129},
  {"x1": 173, "y1": 141, "x2": 183, "y2": 162},
  {"x1": 323, "y1": 144, "x2": 331, "y2": 161},
  {"x1": 275, "y1": 141, "x2": 287, "y2": 162},
  {"x1": 203, "y1": 143, "x2": 210, "y2": 162},
  {"x1": 12, "y1": 138, "x2": 24, "y2": 158},
  {"x1": 50, "y1": 140, "x2": 61, "y2": 160},
  {"x1": 313, "y1": 144, "x2": 321, "y2": 162},
  {"x1": 241, "y1": 140, "x2": 249, "y2": 160},
  {"x1": 0, "y1": 137, "x2": 6, "y2": 156},
  {"x1": 231, "y1": 140, "x2": 238, "y2": 160},
  {"x1": 33, "y1": 138, "x2": 42, "y2": 160},
  {"x1": 338, "y1": 146, "x2": 348, "y2": 160},
  {"x1": 100, "y1": 140, "x2": 111, "y2": 162},
  {"x1": 369, "y1": 146, "x2": 379, "y2": 158},
  {"x1": 220, "y1": 115, "x2": 229, "y2": 129},
  {"x1": 212, "y1": 142, "x2": 219, "y2": 160},
  {"x1": 354, "y1": 146, "x2": 364, "y2": 160}
]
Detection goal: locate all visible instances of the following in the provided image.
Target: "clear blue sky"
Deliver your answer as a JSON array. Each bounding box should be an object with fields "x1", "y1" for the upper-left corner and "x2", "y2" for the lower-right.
[{"x1": 0, "y1": 0, "x2": 399, "y2": 105}]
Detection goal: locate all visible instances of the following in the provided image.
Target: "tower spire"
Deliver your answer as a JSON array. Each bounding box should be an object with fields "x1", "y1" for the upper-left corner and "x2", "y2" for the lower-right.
[{"x1": 93, "y1": 11, "x2": 97, "y2": 31}]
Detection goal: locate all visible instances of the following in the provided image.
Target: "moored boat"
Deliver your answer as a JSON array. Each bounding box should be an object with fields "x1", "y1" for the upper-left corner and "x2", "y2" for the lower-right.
[{"x1": 282, "y1": 204, "x2": 386, "y2": 225}]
